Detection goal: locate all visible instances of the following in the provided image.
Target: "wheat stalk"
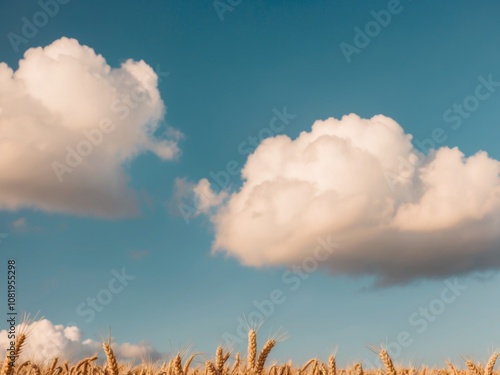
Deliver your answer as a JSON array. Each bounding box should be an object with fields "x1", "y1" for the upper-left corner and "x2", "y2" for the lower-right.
[
  {"x1": 48, "y1": 358, "x2": 59, "y2": 375},
  {"x1": 31, "y1": 363, "x2": 41, "y2": 375},
  {"x1": 103, "y1": 342, "x2": 118, "y2": 375},
  {"x1": 206, "y1": 362, "x2": 217, "y2": 375},
  {"x1": 167, "y1": 358, "x2": 174, "y2": 375},
  {"x1": 318, "y1": 363, "x2": 328, "y2": 375},
  {"x1": 231, "y1": 354, "x2": 240, "y2": 375},
  {"x1": 255, "y1": 340, "x2": 276, "y2": 375},
  {"x1": 1, "y1": 333, "x2": 27, "y2": 375},
  {"x1": 302, "y1": 359, "x2": 317, "y2": 374},
  {"x1": 183, "y1": 354, "x2": 198, "y2": 375},
  {"x1": 75, "y1": 357, "x2": 97, "y2": 374},
  {"x1": 447, "y1": 362, "x2": 458, "y2": 375},
  {"x1": 485, "y1": 353, "x2": 498, "y2": 375},
  {"x1": 174, "y1": 354, "x2": 183, "y2": 375},
  {"x1": 354, "y1": 363, "x2": 363, "y2": 375},
  {"x1": 465, "y1": 361, "x2": 482, "y2": 375},
  {"x1": 216, "y1": 347, "x2": 224, "y2": 375},
  {"x1": 248, "y1": 330, "x2": 257, "y2": 371},
  {"x1": 378, "y1": 349, "x2": 396, "y2": 375},
  {"x1": 328, "y1": 357, "x2": 336, "y2": 375},
  {"x1": 18, "y1": 360, "x2": 32, "y2": 373}
]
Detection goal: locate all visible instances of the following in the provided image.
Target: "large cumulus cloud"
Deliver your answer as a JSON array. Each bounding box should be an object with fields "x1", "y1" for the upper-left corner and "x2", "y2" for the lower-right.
[
  {"x1": 0, "y1": 37, "x2": 181, "y2": 217},
  {"x1": 194, "y1": 114, "x2": 500, "y2": 285}
]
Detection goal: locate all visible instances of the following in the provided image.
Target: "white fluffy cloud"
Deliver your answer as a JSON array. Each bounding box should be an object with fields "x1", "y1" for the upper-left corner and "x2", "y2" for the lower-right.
[
  {"x1": 0, "y1": 37, "x2": 181, "y2": 217},
  {"x1": 196, "y1": 114, "x2": 500, "y2": 285},
  {"x1": 0, "y1": 319, "x2": 161, "y2": 363}
]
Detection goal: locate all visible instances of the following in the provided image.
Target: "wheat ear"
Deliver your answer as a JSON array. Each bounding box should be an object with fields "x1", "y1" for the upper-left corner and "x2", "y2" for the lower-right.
[
  {"x1": 378, "y1": 349, "x2": 397, "y2": 375},
  {"x1": 486, "y1": 353, "x2": 499, "y2": 375},
  {"x1": 1, "y1": 333, "x2": 26, "y2": 375},
  {"x1": 174, "y1": 354, "x2": 183, "y2": 375},
  {"x1": 319, "y1": 363, "x2": 328, "y2": 375},
  {"x1": 328, "y1": 356, "x2": 336, "y2": 375},
  {"x1": 231, "y1": 353, "x2": 240, "y2": 375},
  {"x1": 103, "y1": 342, "x2": 118, "y2": 375},
  {"x1": 446, "y1": 362, "x2": 458, "y2": 375},
  {"x1": 302, "y1": 359, "x2": 317, "y2": 374},
  {"x1": 255, "y1": 339, "x2": 276, "y2": 375},
  {"x1": 183, "y1": 353, "x2": 198, "y2": 375},
  {"x1": 465, "y1": 361, "x2": 482, "y2": 375},
  {"x1": 354, "y1": 363, "x2": 364, "y2": 375},
  {"x1": 247, "y1": 330, "x2": 257, "y2": 371},
  {"x1": 31, "y1": 363, "x2": 41, "y2": 375},
  {"x1": 206, "y1": 362, "x2": 217, "y2": 375},
  {"x1": 216, "y1": 347, "x2": 224, "y2": 375},
  {"x1": 48, "y1": 358, "x2": 59, "y2": 375}
]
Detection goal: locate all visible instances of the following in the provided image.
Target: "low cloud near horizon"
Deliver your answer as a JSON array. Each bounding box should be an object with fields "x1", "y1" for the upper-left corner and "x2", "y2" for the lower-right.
[
  {"x1": 0, "y1": 319, "x2": 161, "y2": 363},
  {"x1": 0, "y1": 37, "x2": 181, "y2": 218},
  {"x1": 192, "y1": 114, "x2": 500, "y2": 285}
]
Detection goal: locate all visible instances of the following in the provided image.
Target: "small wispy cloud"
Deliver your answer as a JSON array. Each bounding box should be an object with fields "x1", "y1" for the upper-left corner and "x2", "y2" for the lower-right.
[
  {"x1": 10, "y1": 217, "x2": 27, "y2": 231},
  {"x1": 129, "y1": 249, "x2": 150, "y2": 260}
]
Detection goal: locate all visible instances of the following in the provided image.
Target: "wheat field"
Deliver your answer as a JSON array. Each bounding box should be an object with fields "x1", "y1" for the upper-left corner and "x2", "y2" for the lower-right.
[{"x1": 1, "y1": 329, "x2": 498, "y2": 375}]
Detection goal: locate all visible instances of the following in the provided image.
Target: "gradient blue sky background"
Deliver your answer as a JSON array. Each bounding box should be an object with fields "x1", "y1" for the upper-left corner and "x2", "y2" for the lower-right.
[{"x1": 1, "y1": 0, "x2": 500, "y2": 367}]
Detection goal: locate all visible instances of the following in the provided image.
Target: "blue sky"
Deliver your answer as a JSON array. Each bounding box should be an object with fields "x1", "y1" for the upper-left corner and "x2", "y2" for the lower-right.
[{"x1": 1, "y1": 0, "x2": 500, "y2": 368}]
